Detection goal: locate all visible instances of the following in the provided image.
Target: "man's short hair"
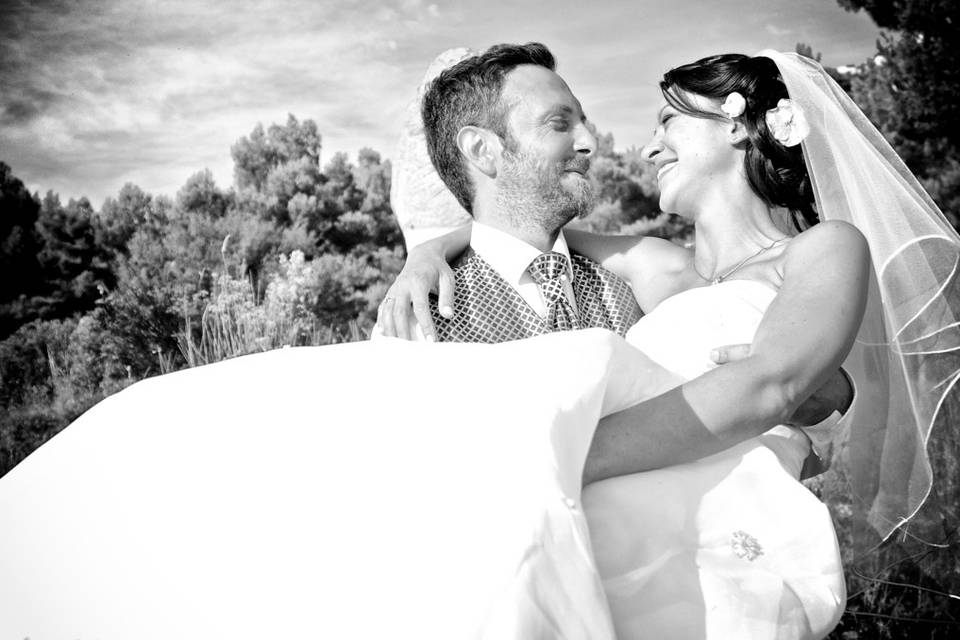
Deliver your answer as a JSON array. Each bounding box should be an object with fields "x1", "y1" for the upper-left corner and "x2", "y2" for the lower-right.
[{"x1": 421, "y1": 42, "x2": 556, "y2": 214}]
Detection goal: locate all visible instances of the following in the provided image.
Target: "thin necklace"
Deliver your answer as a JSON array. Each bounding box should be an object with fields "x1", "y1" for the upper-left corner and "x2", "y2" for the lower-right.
[{"x1": 699, "y1": 237, "x2": 789, "y2": 285}]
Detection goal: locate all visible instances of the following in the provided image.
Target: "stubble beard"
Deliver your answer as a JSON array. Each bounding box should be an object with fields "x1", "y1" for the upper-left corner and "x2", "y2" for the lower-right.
[{"x1": 496, "y1": 147, "x2": 595, "y2": 235}]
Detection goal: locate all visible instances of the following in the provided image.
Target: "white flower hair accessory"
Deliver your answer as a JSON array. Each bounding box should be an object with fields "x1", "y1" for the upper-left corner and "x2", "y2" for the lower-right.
[
  {"x1": 720, "y1": 92, "x2": 746, "y2": 118},
  {"x1": 765, "y1": 99, "x2": 810, "y2": 147}
]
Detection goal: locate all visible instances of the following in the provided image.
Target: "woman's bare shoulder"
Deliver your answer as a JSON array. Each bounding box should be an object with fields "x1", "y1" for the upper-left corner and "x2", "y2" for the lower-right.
[
  {"x1": 632, "y1": 236, "x2": 690, "y2": 272},
  {"x1": 788, "y1": 220, "x2": 868, "y2": 258},
  {"x1": 781, "y1": 220, "x2": 870, "y2": 288},
  {"x1": 630, "y1": 238, "x2": 695, "y2": 310}
]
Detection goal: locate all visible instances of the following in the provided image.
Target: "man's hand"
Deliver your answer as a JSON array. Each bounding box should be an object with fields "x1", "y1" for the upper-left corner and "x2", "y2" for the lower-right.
[
  {"x1": 711, "y1": 343, "x2": 853, "y2": 427},
  {"x1": 709, "y1": 343, "x2": 751, "y2": 365},
  {"x1": 786, "y1": 369, "x2": 853, "y2": 427}
]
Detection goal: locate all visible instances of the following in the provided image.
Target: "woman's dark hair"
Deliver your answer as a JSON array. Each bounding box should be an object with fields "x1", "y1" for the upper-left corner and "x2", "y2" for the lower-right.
[
  {"x1": 661, "y1": 54, "x2": 818, "y2": 230},
  {"x1": 422, "y1": 42, "x2": 556, "y2": 214}
]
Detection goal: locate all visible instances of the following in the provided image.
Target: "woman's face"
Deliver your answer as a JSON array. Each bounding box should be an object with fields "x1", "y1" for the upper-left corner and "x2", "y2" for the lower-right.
[{"x1": 640, "y1": 91, "x2": 738, "y2": 216}]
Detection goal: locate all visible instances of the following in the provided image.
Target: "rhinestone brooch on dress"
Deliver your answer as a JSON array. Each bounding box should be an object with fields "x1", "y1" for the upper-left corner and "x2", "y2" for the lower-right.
[{"x1": 731, "y1": 530, "x2": 764, "y2": 561}]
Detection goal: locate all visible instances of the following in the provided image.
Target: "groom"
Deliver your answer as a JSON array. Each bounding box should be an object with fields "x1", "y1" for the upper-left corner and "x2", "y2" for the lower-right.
[
  {"x1": 415, "y1": 42, "x2": 639, "y2": 342},
  {"x1": 381, "y1": 42, "x2": 850, "y2": 480}
]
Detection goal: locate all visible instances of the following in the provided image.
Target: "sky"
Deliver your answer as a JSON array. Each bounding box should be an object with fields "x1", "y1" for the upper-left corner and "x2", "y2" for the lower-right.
[{"x1": 0, "y1": 0, "x2": 882, "y2": 207}]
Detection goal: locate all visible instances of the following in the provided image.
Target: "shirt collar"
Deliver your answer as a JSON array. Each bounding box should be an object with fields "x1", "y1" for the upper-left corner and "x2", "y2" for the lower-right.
[{"x1": 471, "y1": 221, "x2": 574, "y2": 287}]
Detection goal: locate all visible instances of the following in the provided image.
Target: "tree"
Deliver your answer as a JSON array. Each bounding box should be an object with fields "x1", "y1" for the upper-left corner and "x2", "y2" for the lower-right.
[
  {"x1": 0, "y1": 163, "x2": 43, "y2": 336},
  {"x1": 1, "y1": 119, "x2": 412, "y2": 478},
  {"x1": 264, "y1": 156, "x2": 322, "y2": 225},
  {"x1": 98, "y1": 183, "x2": 158, "y2": 250},
  {"x1": 838, "y1": 0, "x2": 959, "y2": 37},
  {"x1": 231, "y1": 114, "x2": 322, "y2": 191},
  {"x1": 578, "y1": 128, "x2": 661, "y2": 232},
  {"x1": 354, "y1": 149, "x2": 401, "y2": 248},
  {"x1": 231, "y1": 123, "x2": 276, "y2": 192},
  {"x1": 354, "y1": 148, "x2": 391, "y2": 213},
  {"x1": 34, "y1": 192, "x2": 115, "y2": 320},
  {"x1": 267, "y1": 115, "x2": 322, "y2": 169},
  {"x1": 176, "y1": 169, "x2": 230, "y2": 219},
  {"x1": 838, "y1": 0, "x2": 960, "y2": 221}
]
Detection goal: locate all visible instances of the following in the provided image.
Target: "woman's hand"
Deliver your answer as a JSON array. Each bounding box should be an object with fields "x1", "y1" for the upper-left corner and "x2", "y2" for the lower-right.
[
  {"x1": 378, "y1": 247, "x2": 456, "y2": 341},
  {"x1": 377, "y1": 225, "x2": 471, "y2": 340}
]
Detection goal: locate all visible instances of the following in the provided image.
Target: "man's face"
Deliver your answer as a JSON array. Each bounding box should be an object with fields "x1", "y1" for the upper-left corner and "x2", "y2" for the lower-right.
[{"x1": 495, "y1": 65, "x2": 597, "y2": 226}]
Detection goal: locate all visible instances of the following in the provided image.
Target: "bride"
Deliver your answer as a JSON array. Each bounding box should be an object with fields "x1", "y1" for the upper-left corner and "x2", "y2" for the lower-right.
[
  {"x1": 378, "y1": 49, "x2": 960, "y2": 638},
  {"x1": 0, "y1": 48, "x2": 956, "y2": 640}
]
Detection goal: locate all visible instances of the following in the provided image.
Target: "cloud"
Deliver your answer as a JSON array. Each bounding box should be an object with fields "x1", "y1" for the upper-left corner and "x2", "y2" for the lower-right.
[
  {"x1": 765, "y1": 23, "x2": 794, "y2": 37},
  {"x1": 0, "y1": 88, "x2": 59, "y2": 126},
  {"x1": 0, "y1": 0, "x2": 446, "y2": 202},
  {"x1": 0, "y1": 0, "x2": 881, "y2": 205}
]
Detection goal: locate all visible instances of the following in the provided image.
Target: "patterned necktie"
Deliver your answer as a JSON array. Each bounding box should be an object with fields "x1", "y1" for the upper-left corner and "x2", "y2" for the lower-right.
[{"x1": 527, "y1": 252, "x2": 582, "y2": 331}]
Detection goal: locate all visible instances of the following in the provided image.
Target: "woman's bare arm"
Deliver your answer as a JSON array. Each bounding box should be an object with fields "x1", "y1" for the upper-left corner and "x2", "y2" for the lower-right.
[
  {"x1": 564, "y1": 230, "x2": 691, "y2": 310},
  {"x1": 583, "y1": 220, "x2": 870, "y2": 485},
  {"x1": 379, "y1": 224, "x2": 694, "y2": 339}
]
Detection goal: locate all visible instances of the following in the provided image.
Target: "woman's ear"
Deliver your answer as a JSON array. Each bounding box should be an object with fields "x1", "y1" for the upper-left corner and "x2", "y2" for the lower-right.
[
  {"x1": 456, "y1": 126, "x2": 500, "y2": 178},
  {"x1": 728, "y1": 119, "x2": 750, "y2": 146}
]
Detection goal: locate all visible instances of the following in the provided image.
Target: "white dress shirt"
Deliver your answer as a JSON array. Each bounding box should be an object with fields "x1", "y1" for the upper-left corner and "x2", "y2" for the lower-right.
[{"x1": 470, "y1": 221, "x2": 579, "y2": 318}]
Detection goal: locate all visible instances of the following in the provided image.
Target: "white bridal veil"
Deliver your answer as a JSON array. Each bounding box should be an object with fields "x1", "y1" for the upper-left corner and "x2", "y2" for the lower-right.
[{"x1": 760, "y1": 51, "x2": 960, "y2": 549}]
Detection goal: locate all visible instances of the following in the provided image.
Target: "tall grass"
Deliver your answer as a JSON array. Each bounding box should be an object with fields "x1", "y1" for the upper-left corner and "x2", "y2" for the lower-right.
[
  {"x1": 174, "y1": 254, "x2": 364, "y2": 370},
  {"x1": 1, "y1": 250, "x2": 371, "y2": 475},
  {"x1": 818, "y1": 394, "x2": 960, "y2": 638}
]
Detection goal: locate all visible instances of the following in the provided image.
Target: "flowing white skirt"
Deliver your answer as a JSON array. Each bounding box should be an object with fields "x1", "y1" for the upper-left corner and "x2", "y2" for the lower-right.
[{"x1": 0, "y1": 329, "x2": 682, "y2": 640}]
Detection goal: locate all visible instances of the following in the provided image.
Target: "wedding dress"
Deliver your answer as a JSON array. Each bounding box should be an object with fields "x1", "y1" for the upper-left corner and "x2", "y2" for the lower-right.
[
  {"x1": 585, "y1": 279, "x2": 846, "y2": 640},
  {"x1": 0, "y1": 329, "x2": 685, "y2": 640},
  {"x1": 0, "y1": 283, "x2": 843, "y2": 640}
]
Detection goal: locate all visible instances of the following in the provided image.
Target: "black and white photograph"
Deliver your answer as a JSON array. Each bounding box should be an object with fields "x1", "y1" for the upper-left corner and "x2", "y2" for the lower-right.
[{"x1": 1, "y1": 1, "x2": 958, "y2": 638}]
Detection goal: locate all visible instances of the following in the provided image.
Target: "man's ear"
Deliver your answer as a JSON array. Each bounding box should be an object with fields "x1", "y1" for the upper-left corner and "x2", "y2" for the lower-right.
[
  {"x1": 456, "y1": 126, "x2": 500, "y2": 178},
  {"x1": 728, "y1": 119, "x2": 750, "y2": 146}
]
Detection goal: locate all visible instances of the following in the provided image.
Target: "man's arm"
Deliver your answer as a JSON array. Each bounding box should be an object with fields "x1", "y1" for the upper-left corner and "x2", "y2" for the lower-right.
[
  {"x1": 583, "y1": 221, "x2": 869, "y2": 485},
  {"x1": 711, "y1": 344, "x2": 854, "y2": 426}
]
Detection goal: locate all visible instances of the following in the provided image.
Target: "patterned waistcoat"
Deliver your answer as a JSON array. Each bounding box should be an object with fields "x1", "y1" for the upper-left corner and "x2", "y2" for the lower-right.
[{"x1": 429, "y1": 247, "x2": 643, "y2": 343}]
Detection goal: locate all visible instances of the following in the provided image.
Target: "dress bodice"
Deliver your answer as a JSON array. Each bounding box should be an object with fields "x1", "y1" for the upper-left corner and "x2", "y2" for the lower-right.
[
  {"x1": 625, "y1": 279, "x2": 809, "y2": 476},
  {"x1": 626, "y1": 279, "x2": 775, "y2": 379}
]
